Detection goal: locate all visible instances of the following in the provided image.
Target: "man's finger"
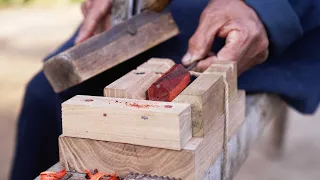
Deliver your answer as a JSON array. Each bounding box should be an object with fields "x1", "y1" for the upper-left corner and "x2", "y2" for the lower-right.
[
  {"x1": 75, "y1": 0, "x2": 112, "y2": 44},
  {"x1": 81, "y1": 0, "x2": 93, "y2": 17},
  {"x1": 182, "y1": 12, "x2": 224, "y2": 66},
  {"x1": 195, "y1": 56, "x2": 215, "y2": 72},
  {"x1": 216, "y1": 30, "x2": 250, "y2": 62}
]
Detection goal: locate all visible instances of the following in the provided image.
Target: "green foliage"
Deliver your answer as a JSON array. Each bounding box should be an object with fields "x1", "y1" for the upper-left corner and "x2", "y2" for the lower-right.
[{"x1": 0, "y1": 0, "x2": 83, "y2": 6}]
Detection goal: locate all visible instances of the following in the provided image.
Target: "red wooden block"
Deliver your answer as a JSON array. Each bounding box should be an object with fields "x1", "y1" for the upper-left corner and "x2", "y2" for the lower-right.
[{"x1": 148, "y1": 64, "x2": 190, "y2": 102}]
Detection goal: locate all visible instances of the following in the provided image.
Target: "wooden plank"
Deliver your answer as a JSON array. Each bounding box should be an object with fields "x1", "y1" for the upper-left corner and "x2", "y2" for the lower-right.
[
  {"x1": 43, "y1": 11, "x2": 179, "y2": 93},
  {"x1": 59, "y1": 91, "x2": 245, "y2": 180},
  {"x1": 104, "y1": 70, "x2": 159, "y2": 100},
  {"x1": 173, "y1": 74, "x2": 225, "y2": 137},
  {"x1": 62, "y1": 95, "x2": 192, "y2": 150}
]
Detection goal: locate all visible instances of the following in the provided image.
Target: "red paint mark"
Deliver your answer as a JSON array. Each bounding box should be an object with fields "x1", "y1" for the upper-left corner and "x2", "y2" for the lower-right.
[
  {"x1": 164, "y1": 105, "x2": 173, "y2": 108},
  {"x1": 85, "y1": 99, "x2": 94, "y2": 102},
  {"x1": 103, "y1": 113, "x2": 107, "y2": 117},
  {"x1": 141, "y1": 116, "x2": 148, "y2": 120},
  {"x1": 126, "y1": 103, "x2": 160, "y2": 109},
  {"x1": 148, "y1": 64, "x2": 190, "y2": 102}
]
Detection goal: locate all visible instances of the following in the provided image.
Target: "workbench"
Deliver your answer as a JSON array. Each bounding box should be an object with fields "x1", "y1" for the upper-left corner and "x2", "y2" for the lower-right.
[{"x1": 35, "y1": 93, "x2": 287, "y2": 180}]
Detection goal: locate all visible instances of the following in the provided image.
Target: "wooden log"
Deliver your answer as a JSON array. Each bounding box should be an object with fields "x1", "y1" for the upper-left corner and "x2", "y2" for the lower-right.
[
  {"x1": 104, "y1": 70, "x2": 159, "y2": 100},
  {"x1": 148, "y1": 64, "x2": 191, "y2": 102},
  {"x1": 62, "y1": 95, "x2": 192, "y2": 150},
  {"x1": 43, "y1": 11, "x2": 179, "y2": 93},
  {"x1": 59, "y1": 91, "x2": 245, "y2": 180}
]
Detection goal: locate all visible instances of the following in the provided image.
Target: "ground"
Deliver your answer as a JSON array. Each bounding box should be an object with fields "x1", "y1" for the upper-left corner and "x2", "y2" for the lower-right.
[{"x1": 0, "y1": 5, "x2": 319, "y2": 180}]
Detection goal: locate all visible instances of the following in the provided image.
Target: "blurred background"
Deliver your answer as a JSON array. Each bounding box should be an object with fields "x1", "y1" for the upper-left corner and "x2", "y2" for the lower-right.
[{"x1": 0, "y1": 0, "x2": 319, "y2": 179}]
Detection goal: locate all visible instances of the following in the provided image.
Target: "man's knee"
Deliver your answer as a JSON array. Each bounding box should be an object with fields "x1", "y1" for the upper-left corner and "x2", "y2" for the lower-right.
[{"x1": 18, "y1": 71, "x2": 61, "y2": 133}]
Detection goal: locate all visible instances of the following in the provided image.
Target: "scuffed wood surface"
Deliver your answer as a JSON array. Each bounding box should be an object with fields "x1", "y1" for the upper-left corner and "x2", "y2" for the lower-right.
[
  {"x1": 58, "y1": 91, "x2": 244, "y2": 180},
  {"x1": 43, "y1": 11, "x2": 179, "y2": 93},
  {"x1": 62, "y1": 95, "x2": 192, "y2": 150},
  {"x1": 204, "y1": 94, "x2": 286, "y2": 180},
  {"x1": 35, "y1": 94, "x2": 285, "y2": 180}
]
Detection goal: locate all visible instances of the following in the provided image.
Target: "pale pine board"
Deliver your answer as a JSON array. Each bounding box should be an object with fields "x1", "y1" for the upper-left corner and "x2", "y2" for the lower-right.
[
  {"x1": 174, "y1": 62, "x2": 237, "y2": 137},
  {"x1": 62, "y1": 95, "x2": 192, "y2": 150},
  {"x1": 104, "y1": 70, "x2": 159, "y2": 100},
  {"x1": 104, "y1": 58, "x2": 175, "y2": 100}
]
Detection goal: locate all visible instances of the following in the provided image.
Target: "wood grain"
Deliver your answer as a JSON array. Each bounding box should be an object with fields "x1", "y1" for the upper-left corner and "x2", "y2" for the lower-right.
[
  {"x1": 43, "y1": 11, "x2": 179, "y2": 93},
  {"x1": 39, "y1": 94, "x2": 286, "y2": 180},
  {"x1": 104, "y1": 70, "x2": 159, "y2": 100},
  {"x1": 104, "y1": 58, "x2": 176, "y2": 100},
  {"x1": 204, "y1": 61, "x2": 238, "y2": 101},
  {"x1": 59, "y1": 91, "x2": 245, "y2": 180},
  {"x1": 137, "y1": 58, "x2": 175, "y2": 74},
  {"x1": 173, "y1": 74, "x2": 224, "y2": 137},
  {"x1": 62, "y1": 95, "x2": 192, "y2": 150},
  {"x1": 173, "y1": 61, "x2": 238, "y2": 137}
]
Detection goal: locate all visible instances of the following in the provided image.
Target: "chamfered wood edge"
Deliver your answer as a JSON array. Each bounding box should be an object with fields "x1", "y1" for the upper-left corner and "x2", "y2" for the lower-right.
[
  {"x1": 43, "y1": 54, "x2": 82, "y2": 93},
  {"x1": 44, "y1": 11, "x2": 179, "y2": 93}
]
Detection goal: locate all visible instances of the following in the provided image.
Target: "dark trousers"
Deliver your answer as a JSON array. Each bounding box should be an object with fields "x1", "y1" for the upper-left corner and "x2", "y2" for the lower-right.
[{"x1": 9, "y1": 28, "x2": 152, "y2": 180}]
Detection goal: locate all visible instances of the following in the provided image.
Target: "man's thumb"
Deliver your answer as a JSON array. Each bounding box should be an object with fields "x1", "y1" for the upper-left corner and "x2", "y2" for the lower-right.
[
  {"x1": 182, "y1": 15, "x2": 223, "y2": 66},
  {"x1": 182, "y1": 33, "x2": 211, "y2": 66}
]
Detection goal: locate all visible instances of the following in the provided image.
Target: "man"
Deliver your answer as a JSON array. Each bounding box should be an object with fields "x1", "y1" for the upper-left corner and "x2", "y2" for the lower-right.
[{"x1": 10, "y1": 0, "x2": 320, "y2": 179}]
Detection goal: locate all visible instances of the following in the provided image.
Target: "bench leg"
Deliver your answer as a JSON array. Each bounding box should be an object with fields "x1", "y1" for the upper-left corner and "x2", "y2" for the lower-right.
[{"x1": 267, "y1": 104, "x2": 288, "y2": 158}]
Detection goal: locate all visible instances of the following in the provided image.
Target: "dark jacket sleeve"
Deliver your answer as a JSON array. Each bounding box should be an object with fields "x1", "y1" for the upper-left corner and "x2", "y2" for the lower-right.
[{"x1": 244, "y1": 0, "x2": 314, "y2": 55}]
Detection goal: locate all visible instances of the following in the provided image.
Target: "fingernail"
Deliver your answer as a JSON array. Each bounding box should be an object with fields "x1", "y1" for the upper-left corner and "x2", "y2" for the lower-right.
[
  {"x1": 182, "y1": 53, "x2": 192, "y2": 64},
  {"x1": 75, "y1": 34, "x2": 83, "y2": 44},
  {"x1": 74, "y1": 36, "x2": 80, "y2": 44}
]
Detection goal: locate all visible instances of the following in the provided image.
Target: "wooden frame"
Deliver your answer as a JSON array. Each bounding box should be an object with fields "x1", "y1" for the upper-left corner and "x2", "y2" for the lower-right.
[
  {"x1": 36, "y1": 94, "x2": 287, "y2": 180},
  {"x1": 59, "y1": 58, "x2": 246, "y2": 179}
]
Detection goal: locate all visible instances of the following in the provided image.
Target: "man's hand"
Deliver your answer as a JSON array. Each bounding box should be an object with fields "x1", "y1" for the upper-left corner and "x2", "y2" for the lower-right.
[
  {"x1": 75, "y1": 0, "x2": 112, "y2": 44},
  {"x1": 182, "y1": 0, "x2": 269, "y2": 74}
]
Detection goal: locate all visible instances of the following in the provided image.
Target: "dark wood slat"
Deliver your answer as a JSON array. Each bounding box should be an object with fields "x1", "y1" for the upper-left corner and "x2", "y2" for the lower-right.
[{"x1": 43, "y1": 11, "x2": 179, "y2": 93}]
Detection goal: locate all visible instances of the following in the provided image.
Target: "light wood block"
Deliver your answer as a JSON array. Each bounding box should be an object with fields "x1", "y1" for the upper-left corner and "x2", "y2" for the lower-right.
[
  {"x1": 173, "y1": 74, "x2": 224, "y2": 137},
  {"x1": 104, "y1": 70, "x2": 159, "y2": 100},
  {"x1": 204, "y1": 61, "x2": 237, "y2": 100},
  {"x1": 59, "y1": 91, "x2": 245, "y2": 180},
  {"x1": 137, "y1": 58, "x2": 175, "y2": 74},
  {"x1": 62, "y1": 95, "x2": 192, "y2": 150},
  {"x1": 43, "y1": 11, "x2": 179, "y2": 93}
]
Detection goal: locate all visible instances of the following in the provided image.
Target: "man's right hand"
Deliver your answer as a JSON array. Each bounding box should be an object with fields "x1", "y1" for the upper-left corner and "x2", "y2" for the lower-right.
[{"x1": 75, "y1": 0, "x2": 113, "y2": 44}]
